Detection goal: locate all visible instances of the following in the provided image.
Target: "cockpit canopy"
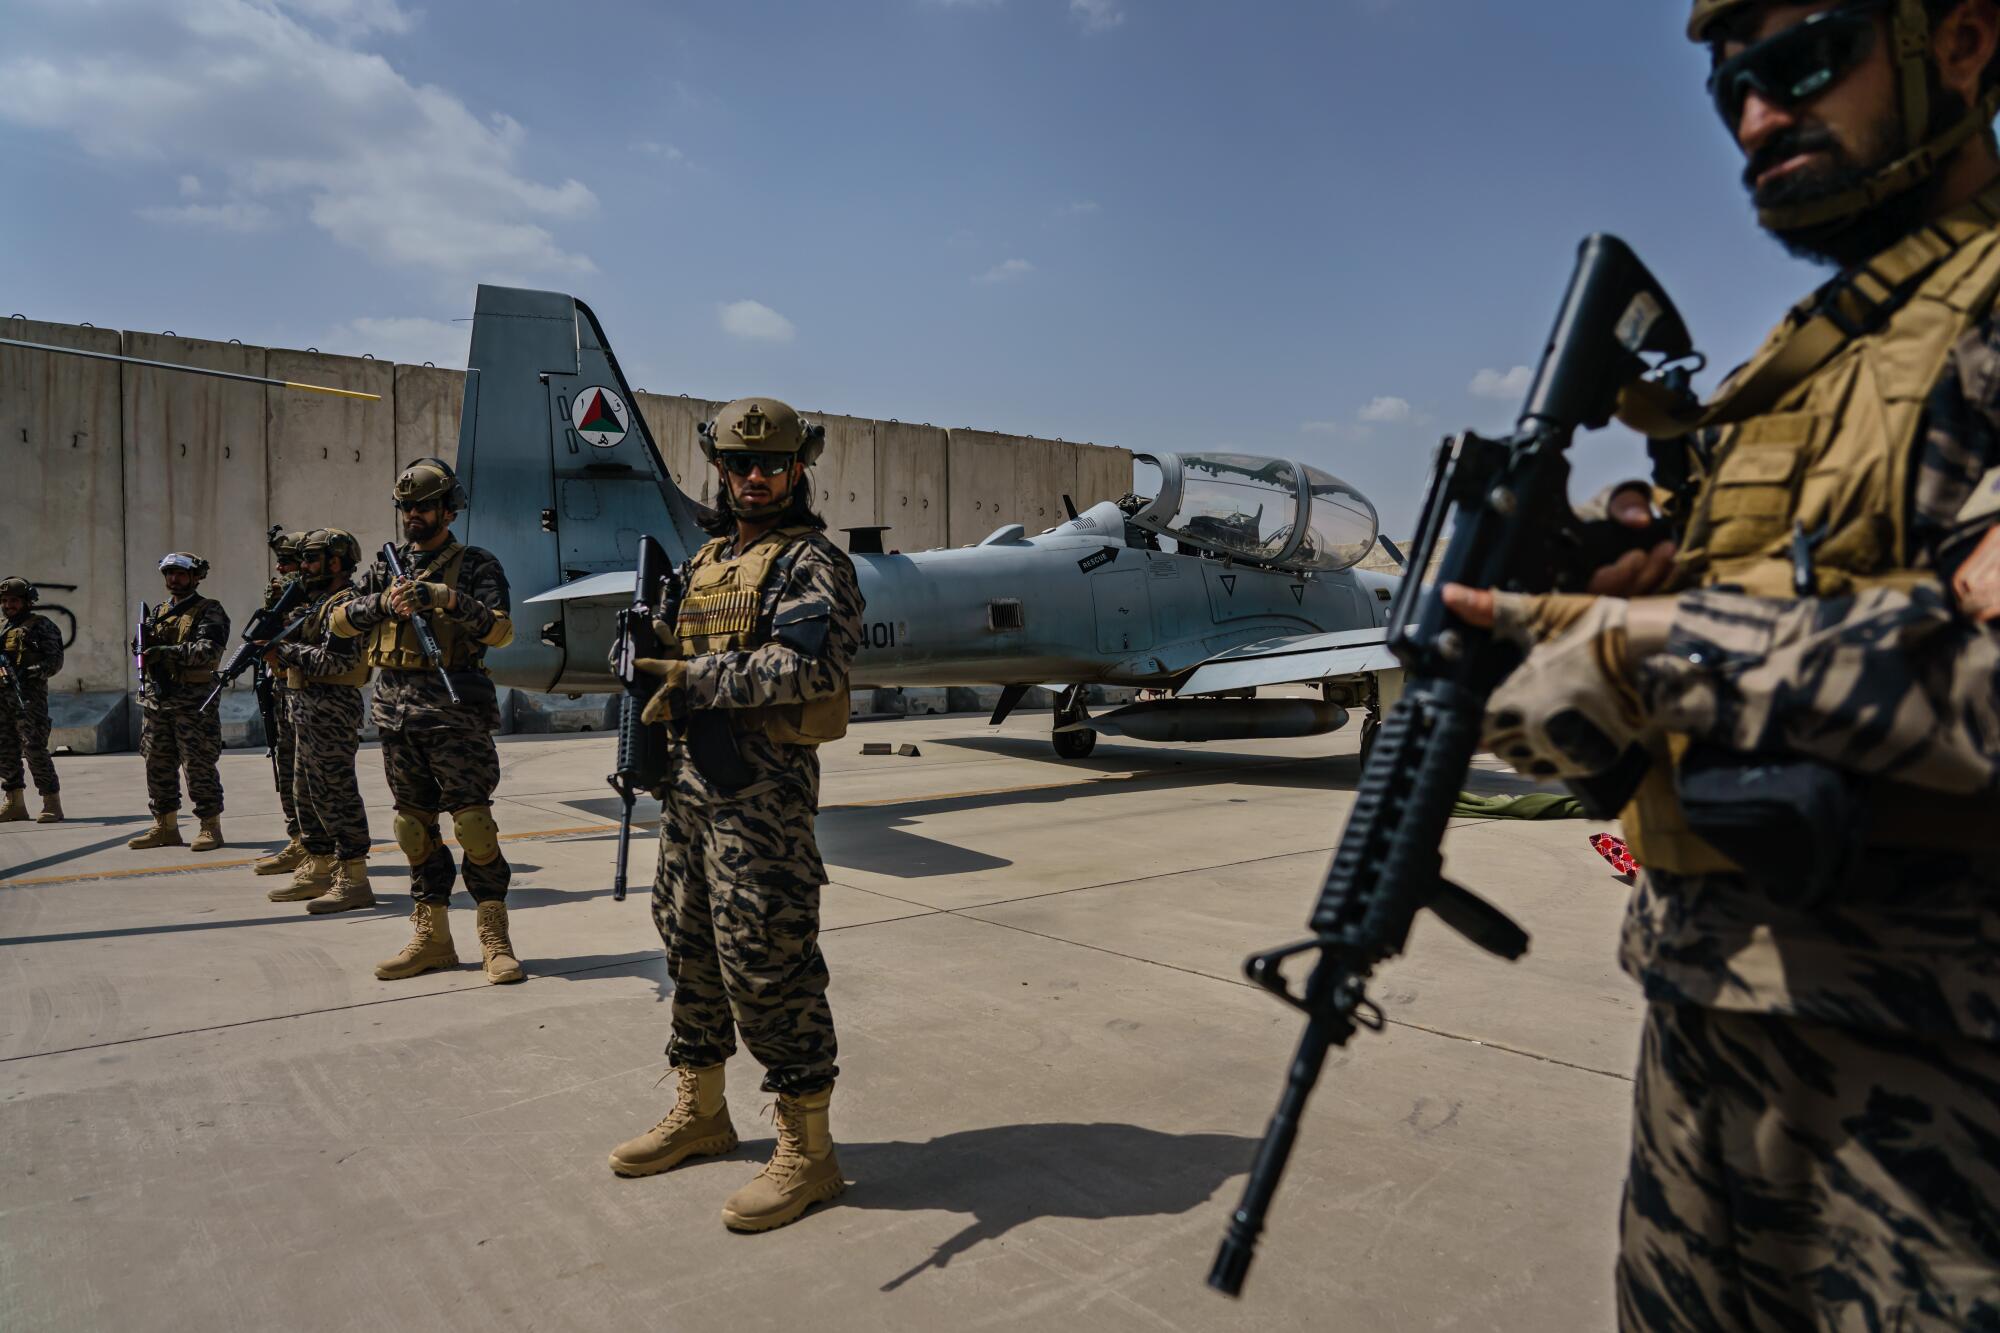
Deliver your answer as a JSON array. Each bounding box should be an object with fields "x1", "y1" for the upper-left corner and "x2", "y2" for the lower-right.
[{"x1": 1127, "y1": 452, "x2": 1378, "y2": 573}]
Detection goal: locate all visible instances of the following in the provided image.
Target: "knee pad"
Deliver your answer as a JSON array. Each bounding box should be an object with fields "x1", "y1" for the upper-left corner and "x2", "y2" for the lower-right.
[
  {"x1": 393, "y1": 809, "x2": 438, "y2": 866},
  {"x1": 452, "y1": 805, "x2": 501, "y2": 864}
]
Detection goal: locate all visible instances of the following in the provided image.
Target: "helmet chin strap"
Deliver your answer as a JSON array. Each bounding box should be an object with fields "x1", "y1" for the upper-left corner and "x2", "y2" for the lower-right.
[{"x1": 1761, "y1": 0, "x2": 2000, "y2": 232}]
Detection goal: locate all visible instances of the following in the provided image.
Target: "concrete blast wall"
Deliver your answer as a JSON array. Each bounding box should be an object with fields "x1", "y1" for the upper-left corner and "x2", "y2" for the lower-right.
[{"x1": 5, "y1": 317, "x2": 1134, "y2": 704}]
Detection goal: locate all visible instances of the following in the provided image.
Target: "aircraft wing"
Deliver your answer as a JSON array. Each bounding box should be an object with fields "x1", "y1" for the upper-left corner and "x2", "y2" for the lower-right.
[
  {"x1": 524, "y1": 571, "x2": 637, "y2": 605},
  {"x1": 1176, "y1": 627, "x2": 1398, "y2": 696}
]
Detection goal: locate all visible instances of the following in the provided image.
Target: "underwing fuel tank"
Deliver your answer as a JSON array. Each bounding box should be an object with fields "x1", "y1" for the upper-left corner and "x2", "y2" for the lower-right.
[{"x1": 1067, "y1": 698, "x2": 1348, "y2": 744}]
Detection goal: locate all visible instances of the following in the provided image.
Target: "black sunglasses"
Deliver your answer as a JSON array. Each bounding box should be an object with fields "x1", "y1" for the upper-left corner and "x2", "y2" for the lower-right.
[
  {"x1": 719, "y1": 451, "x2": 794, "y2": 478},
  {"x1": 396, "y1": 499, "x2": 444, "y2": 513},
  {"x1": 1709, "y1": 3, "x2": 1883, "y2": 129}
]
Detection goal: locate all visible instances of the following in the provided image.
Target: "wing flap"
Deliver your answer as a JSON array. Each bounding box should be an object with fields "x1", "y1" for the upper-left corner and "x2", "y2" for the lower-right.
[{"x1": 1177, "y1": 628, "x2": 1397, "y2": 696}]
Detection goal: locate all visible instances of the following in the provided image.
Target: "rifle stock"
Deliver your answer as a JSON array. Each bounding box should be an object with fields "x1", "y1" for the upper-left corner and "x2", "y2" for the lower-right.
[
  {"x1": 1210, "y1": 234, "x2": 1697, "y2": 1296},
  {"x1": 380, "y1": 543, "x2": 462, "y2": 705}
]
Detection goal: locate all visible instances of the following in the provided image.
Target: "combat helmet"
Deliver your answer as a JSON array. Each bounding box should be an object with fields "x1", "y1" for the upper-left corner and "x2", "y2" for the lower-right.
[
  {"x1": 698, "y1": 398, "x2": 826, "y2": 466},
  {"x1": 158, "y1": 551, "x2": 210, "y2": 580},
  {"x1": 395, "y1": 456, "x2": 469, "y2": 512},
  {"x1": 300, "y1": 526, "x2": 361, "y2": 571},
  {"x1": 267, "y1": 526, "x2": 308, "y2": 566},
  {"x1": 0, "y1": 576, "x2": 37, "y2": 604},
  {"x1": 1693, "y1": 0, "x2": 2000, "y2": 231}
]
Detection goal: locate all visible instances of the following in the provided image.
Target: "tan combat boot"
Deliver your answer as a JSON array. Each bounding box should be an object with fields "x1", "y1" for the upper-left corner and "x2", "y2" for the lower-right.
[
  {"x1": 254, "y1": 837, "x2": 307, "y2": 875},
  {"x1": 375, "y1": 903, "x2": 458, "y2": 980},
  {"x1": 190, "y1": 817, "x2": 225, "y2": 852},
  {"x1": 720, "y1": 1086, "x2": 846, "y2": 1232},
  {"x1": 0, "y1": 789, "x2": 26, "y2": 822},
  {"x1": 307, "y1": 859, "x2": 376, "y2": 915},
  {"x1": 268, "y1": 853, "x2": 335, "y2": 902},
  {"x1": 608, "y1": 1064, "x2": 738, "y2": 1178},
  {"x1": 127, "y1": 813, "x2": 183, "y2": 849},
  {"x1": 35, "y1": 793, "x2": 62, "y2": 824},
  {"x1": 473, "y1": 901, "x2": 525, "y2": 985}
]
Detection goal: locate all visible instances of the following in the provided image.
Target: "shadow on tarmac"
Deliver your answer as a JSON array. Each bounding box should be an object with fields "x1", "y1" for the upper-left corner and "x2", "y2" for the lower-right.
[{"x1": 800, "y1": 1121, "x2": 1256, "y2": 1291}]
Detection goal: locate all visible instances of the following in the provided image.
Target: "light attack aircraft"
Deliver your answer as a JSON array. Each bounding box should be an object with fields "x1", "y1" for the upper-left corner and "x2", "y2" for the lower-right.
[{"x1": 451, "y1": 285, "x2": 1406, "y2": 759}]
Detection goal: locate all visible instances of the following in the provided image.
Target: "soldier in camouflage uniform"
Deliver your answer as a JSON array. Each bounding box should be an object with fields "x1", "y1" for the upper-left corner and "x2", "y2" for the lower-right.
[
  {"x1": 1447, "y1": 3, "x2": 2000, "y2": 1325},
  {"x1": 330, "y1": 458, "x2": 521, "y2": 982},
  {"x1": 607, "y1": 397, "x2": 865, "y2": 1236},
  {"x1": 254, "y1": 528, "x2": 311, "y2": 877},
  {"x1": 265, "y1": 528, "x2": 375, "y2": 914},
  {"x1": 0, "y1": 576, "x2": 65, "y2": 824},
  {"x1": 128, "y1": 552, "x2": 229, "y2": 851}
]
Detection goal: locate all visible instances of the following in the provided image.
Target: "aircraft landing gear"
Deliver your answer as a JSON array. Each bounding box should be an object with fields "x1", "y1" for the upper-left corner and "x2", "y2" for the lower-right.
[
  {"x1": 1051, "y1": 685, "x2": 1097, "y2": 760},
  {"x1": 1053, "y1": 727, "x2": 1097, "y2": 759},
  {"x1": 1358, "y1": 674, "x2": 1383, "y2": 769}
]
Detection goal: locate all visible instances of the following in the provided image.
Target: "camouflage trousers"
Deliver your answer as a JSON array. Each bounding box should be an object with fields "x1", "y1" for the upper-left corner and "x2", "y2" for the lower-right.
[
  {"x1": 140, "y1": 696, "x2": 224, "y2": 818},
  {"x1": 1618, "y1": 1001, "x2": 2000, "y2": 1331},
  {"x1": 0, "y1": 683, "x2": 57, "y2": 794},
  {"x1": 291, "y1": 686, "x2": 369, "y2": 861},
  {"x1": 380, "y1": 725, "x2": 507, "y2": 904},
  {"x1": 271, "y1": 685, "x2": 298, "y2": 838},
  {"x1": 652, "y1": 776, "x2": 837, "y2": 1095}
]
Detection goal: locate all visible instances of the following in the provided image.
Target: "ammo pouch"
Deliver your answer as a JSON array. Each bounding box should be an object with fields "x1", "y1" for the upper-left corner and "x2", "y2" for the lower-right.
[
  {"x1": 1674, "y1": 742, "x2": 1869, "y2": 905},
  {"x1": 683, "y1": 711, "x2": 756, "y2": 794}
]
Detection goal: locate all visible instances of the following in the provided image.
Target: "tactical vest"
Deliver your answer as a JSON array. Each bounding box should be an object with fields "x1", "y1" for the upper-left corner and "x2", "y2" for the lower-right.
[
  {"x1": 366, "y1": 543, "x2": 481, "y2": 673},
  {"x1": 676, "y1": 526, "x2": 850, "y2": 746},
  {"x1": 290, "y1": 587, "x2": 371, "y2": 689},
  {"x1": 1620, "y1": 184, "x2": 2000, "y2": 872},
  {"x1": 1, "y1": 617, "x2": 36, "y2": 662},
  {"x1": 150, "y1": 597, "x2": 218, "y2": 685}
]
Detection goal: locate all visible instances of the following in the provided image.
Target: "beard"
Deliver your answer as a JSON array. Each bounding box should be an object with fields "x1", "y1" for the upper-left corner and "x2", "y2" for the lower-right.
[
  {"x1": 402, "y1": 512, "x2": 442, "y2": 544},
  {"x1": 1747, "y1": 89, "x2": 1966, "y2": 269}
]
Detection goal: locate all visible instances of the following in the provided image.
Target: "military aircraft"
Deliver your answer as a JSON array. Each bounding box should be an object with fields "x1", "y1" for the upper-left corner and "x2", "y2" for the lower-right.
[{"x1": 459, "y1": 285, "x2": 1408, "y2": 758}]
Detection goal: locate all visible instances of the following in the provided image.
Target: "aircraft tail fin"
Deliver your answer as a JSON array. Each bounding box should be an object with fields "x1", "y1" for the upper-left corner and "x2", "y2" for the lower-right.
[{"x1": 458, "y1": 285, "x2": 708, "y2": 692}]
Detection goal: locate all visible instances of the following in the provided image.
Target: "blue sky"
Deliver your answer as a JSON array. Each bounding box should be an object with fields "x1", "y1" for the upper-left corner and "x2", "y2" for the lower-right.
[{"x1": 1, "y1": 0, "x2": 1832, "y2": 531}]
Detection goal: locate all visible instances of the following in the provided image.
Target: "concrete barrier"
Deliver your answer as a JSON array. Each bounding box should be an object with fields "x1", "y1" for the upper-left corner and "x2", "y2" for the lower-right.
[
  {"x1": 0, "y1": 318, "x2": 127, "y2": 693},
  {"x1": 1014, "y1": 435, "x2": 1078, "y2": 533},
  {"x1": 120, "y1": 333, "x2": 271, "y2": 694},
  {"x1": 394, "y1": 364, "x2": 465, "y2": 473},
  {"x1": 811, "y1": 412, "x2": 877, "y2": 540},
  {"x1": 1074, "y1": 442, "x2": 1135, "y2": 510},
  {"x1": 48, "y1": 691, "x2": 132, "y2": 755},
  {"x1": 875, "y1": 421, "x2": 949, "y2": 552},
  {"x1": 633, "y1": 393, "x2": 720, "y2": 511},
  {"x1": 266, "y1": 350, "x2": 398, "y2": 561}
]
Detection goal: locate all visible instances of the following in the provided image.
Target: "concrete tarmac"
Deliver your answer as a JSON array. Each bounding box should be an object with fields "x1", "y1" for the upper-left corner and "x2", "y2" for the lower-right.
[{"x1": 0, "y1": 714, "x2": 1642, "y2": 1331}]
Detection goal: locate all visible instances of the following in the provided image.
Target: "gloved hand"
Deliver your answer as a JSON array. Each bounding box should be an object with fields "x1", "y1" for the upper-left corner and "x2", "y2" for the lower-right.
[
  {"x1": 390, "y1": 578, "x2": 454, "y2": 615},
  {"x1": 1476, "y1": 592, "x2": 1668, "y2": 782},
  {"x1": 636, "y1": 658, "x2": 689, "y2": 725}
]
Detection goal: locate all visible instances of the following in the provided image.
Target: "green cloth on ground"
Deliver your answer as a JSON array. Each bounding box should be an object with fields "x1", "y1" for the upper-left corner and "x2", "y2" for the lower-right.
[{"x1": 1451, "y1": 790, "x2": 1587, "y2": 820}]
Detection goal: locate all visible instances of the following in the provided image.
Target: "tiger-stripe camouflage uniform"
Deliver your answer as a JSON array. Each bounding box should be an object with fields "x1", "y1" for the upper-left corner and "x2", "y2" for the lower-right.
[
  {"x1": 129, "y1": 553, "x2": 229, "y2": 851},
  {"x1": 0, "y1": 578, "x2": 64, "y2": 823},
  {"x1": 257, "y1": 529, "x2": 308, "y2": 872},
  {"x1": 1562, "y1": 6, "x2": 2000, "y2": 1323},
  {"x1": 331, "y1": 457, "x2": 518, "y2": 982},
  {"x1": 268, "y1": 528, "x2": 374, "y2": 914},
  {"x1": 606, "y1": 397, "x2": 862, "y2": 1236}
]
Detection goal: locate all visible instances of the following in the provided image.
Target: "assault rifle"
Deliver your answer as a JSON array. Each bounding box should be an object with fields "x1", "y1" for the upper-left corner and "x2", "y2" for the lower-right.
[
  {"x1": 133, "y1": 602, "x2": 160, "y2": 700},
  {"x1": 607, "y1": 534, "x2": 678, "y2": 901},
  {"x1": 380, "y1": 543, "x2": 462, "y2": 704},
  {"x1": 0, "y1": 642, "x2": 28, "y2": 716},
  {"x1": 1209, "y1": 235, "x2": 1700, "y2": 1296},
  {"x1": 202, "y1": 579, "x2": 311, "y2": 711}
]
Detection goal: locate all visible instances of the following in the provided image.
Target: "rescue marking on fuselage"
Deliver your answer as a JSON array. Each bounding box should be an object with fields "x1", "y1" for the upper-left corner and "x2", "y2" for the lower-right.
[{"x1": 1077, "y1": 548, "x2": 1115, "y2": 573}]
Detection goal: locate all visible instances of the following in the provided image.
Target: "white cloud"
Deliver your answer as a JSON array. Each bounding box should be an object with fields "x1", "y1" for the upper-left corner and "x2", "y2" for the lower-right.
[
  {"x1": 320, "y1": 315, "x2": 467, "y2": 367},
  {"x1": 1070, "y1": 0, "x2": 1125, "y2": 33},
  {"x1": 177, "y1": 173, "x2": 203, "y2": 197},
  {"x1": 974, "y1": 257, "x2": 1034, "y2": 284},
  {"x1": 138, "y1": 200, "x2": 275, "y2": 232},
  {"x1": 633, "y1": 140, "x2": 684, "y2": 162},
  {"x1": 1358, "y1": 395, "x2": 1413, "y2": 424},
  {"x1": 0, "y1": 0, "x2": 596, "y2": 281},
  {"x1": 718, "y1": 300, "x2": 796, "y2": 343},
  {"x1": 1468, "y1": 365, "x2": 1533, "y2": 400}
]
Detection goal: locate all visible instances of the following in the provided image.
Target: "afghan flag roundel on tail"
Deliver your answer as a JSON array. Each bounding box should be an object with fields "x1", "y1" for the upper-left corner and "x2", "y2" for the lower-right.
[{"x1": 571, "y1": 386, "x2": 630, "y2": 448}]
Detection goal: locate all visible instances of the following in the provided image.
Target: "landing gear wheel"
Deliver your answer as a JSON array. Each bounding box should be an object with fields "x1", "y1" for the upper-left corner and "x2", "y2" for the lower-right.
[
  {"x1": 1053, "y1": 727, "x2": 1097, "y2": 760},
  {"x1": 1359, "y1": 714, "x2": 1381, "y2": 769}
]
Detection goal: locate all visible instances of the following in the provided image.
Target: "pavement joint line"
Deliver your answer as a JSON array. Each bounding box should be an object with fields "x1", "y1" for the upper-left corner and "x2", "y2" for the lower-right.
[{"x1": 3, "y1": 753, "x2": 1326, "y2": 889}]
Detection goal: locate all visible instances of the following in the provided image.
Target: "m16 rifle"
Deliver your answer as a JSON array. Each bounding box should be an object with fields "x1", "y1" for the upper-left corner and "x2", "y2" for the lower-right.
[
  {"x1": 608, "y1": 535, "x2": 678, "y2": 901},
  {"x1": 133, "y1": 602, "x2": 160, "y2": 701},
  {"x1": 0, "y1": 642, "x2": 28, "y2": 717},
  {"x1": 380, "y1": 543, "x2": 462, "y2": 704},
  {"x1": 1208, "y1": 235, "x2": 1701, "y2": 1297},
  {"x1": 202, "y1": 579, "x2": 311, "y2": 711}
]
